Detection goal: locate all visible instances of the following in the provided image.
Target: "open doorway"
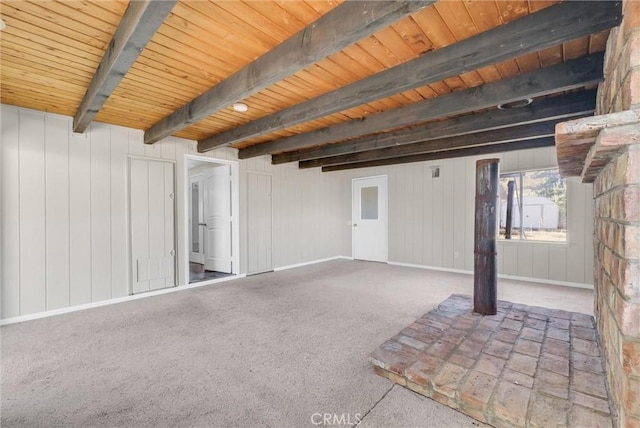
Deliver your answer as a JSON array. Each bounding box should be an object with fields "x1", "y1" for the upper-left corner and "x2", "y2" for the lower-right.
[{"x1": 185, "y1": 155, "x2": 240, "y2": 285}]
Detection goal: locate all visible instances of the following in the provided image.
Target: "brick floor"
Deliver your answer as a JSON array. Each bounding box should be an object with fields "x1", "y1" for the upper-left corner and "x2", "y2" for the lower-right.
[{"x1": 369, "y1": 294, "x2": 614, "y2": 427}]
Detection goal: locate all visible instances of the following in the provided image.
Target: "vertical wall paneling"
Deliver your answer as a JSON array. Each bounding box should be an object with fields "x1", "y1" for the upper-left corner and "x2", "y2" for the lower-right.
[
  {"x1": 130, "y1": 158, "x2": 150, "y2": 294},
  {"x1": 442, "y1": 163, "x2": 455, "y2": 268},
  {"x1": 567, "y1": 179, "x2": 587, "y2": 284},
  {"x1": 1, "y1": 106, "x2": 21, "y2": 318},
  {"x1": 45, "y1": 114, "x2": 70, "y2": 310},
  {"x1": 453, "y1": 158, "x2": 466, "y2": 270},
  {"x1": 90, "y1": 124, "x2": 112, "y2": 302},
  {"x1": 69, "y1": 129, "x2": 92, "y2": 306},
  {"x1": 19, "y1": 109, "x2": 46, "y2": 314},
  {"x1": 422, "y1": 165, "x2": 433, "y2": 266},
  {"x1": 148, "y1": 161, "x2": 166, "y2": 291},
  {"x1": 548, "y1": 246, "x2": 568, "y2": 281},
  {"x1": 110, "y1": 126, "x2": 129, "y2": 298},
  {"x1": 247, "y1": 172, "x2": 273, "y2": 274},
  {"x1": 532, "y1": 246, "x2": 550, "y2": 279},
  {"x1": 431, "y1": 163, "x2": 444, "y2": 267}
]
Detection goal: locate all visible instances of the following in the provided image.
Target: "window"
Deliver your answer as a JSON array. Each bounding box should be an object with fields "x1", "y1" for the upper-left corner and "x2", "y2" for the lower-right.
[{"x1": 498, "y1": 168, "x2": 567, "y2": 242}]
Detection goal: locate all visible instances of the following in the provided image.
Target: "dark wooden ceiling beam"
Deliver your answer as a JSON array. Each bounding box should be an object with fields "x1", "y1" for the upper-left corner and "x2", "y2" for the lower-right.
[
  {"x1": 273, "y1": 90, "x2": 596, "y2": 165},
  {"x1": 143, "y1": 0, "x2": 435, "y2": 145},
  {"x1": 321, "y1": 137, "x2": 556, "y2": 172},
  {"x1": 200, "y1": 1, "x2": 620, "y2": 152},
  {"x1": 239, "y1": 53, "x2": 605, "y2": 159},
  {"x1": 299, "y1": 118, "x2": 574, "y2": 169},
  {"x1": 73, "y1": 0, "x2": 177, "y2": 133}
]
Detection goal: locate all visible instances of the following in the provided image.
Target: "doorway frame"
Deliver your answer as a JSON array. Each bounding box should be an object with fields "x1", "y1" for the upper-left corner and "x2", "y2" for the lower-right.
[
  {"x1": 183, "y1": 155, "x2": 240, "y2": 285},
  {"x1": 351, "y1": 174, "x2": 388, "y2": 262}
]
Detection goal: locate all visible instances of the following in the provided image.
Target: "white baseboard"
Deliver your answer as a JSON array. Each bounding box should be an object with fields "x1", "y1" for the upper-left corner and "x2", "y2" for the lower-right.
[
  {"x1": 387, "y1": 261, "x2": 593, "y2": 289},
  {"x1": 273, "y1": 256, "x2": 353, "y2": 272},
  {"x1": 0, "y1": 274, "x2": 246, "y2": 326}
]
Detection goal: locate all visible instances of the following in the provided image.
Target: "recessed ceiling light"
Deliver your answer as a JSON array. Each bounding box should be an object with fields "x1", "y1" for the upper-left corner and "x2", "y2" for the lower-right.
[
  {"x1": 497, "y1": 98, "x2": 533, "y2": 110},
  {"x1": 232, "y1": 103, "x2": 248, "y2": 112},
  {"x1": 0, "y1": 19, "x2": 6, "y2": 31}
]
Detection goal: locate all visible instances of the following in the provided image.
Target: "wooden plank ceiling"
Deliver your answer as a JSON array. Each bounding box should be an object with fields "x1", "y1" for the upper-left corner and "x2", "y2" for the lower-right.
[{"x1": 0, "y1": 0, "x2": 621, "y2": 171}]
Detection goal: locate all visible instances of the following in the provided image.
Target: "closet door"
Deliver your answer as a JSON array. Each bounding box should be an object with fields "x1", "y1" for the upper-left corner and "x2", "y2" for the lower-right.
[{"x1": 130, "y1": 158, "x2": 176, "y2": 294}]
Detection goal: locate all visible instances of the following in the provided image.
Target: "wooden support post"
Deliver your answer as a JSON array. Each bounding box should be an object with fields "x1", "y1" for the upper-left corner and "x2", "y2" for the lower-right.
[
  {"x1": 505, "y1": 180, "x2": 515, "y2": 240},
  {"x1": 474, "y1": 159, "x2": 499, "y2": 315}
]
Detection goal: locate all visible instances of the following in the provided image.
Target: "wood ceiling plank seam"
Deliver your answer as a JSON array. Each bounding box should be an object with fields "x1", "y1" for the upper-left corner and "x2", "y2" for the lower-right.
[
  {"x1": 462, "y1": 0, "x2": 506, "y2": 81},
  {"x1": 0, "y1": 54, "x2": 94, "y2": 81},
  {"x1": 151, "y1": 26, "x2": 260, "y2": 72},
  {"x1": 528, "y1": 0, "x2": 556, "y2": 13},
  {"x1": 237, "y1": 53, "x2": 605, "y2": 158},
  {"x1": 390, "y1": 18, "x2": 435, "y2": 56},
  {"x1": 432, "y1": 1, "x2": 493, "y2": 87},
  {"x1": 211, "y1": 1, "x2": 292, "y2": 42},
  {"x1": 111, "y1": 69, "x2": 213, "y2": 100},
  {"x1": 494, "y1": 0, "x2": 533, "y2": 24},
  {"x1": 411, "y1": 6, "x2": 457, "y2": 48},
  {"x1": 52, "y1": 0, "x2": 128, "y2": 25},
  {"x1": 274, "y1": 0, "x2": 326, "y2": 24},
  {"x1": 374, "y1": 26, "x2": 420, "y2": 59},
  {"x1": 2, "y1": 25, "x2": 104, "y2": 64},
  {"x1": 340, "y1": 42, "x2": 389, "y2": 76},
  {"x1": 2, "y1": 80, "x2": 82, "y2": 103},
  {"x1": 538, "y1": 45, "x2": 563, "y2": 68},
  {"x1": 143, "y1": 30, "x2": 256, "y2": 76},
  {"x1": 589, "y1": 30, "x2": 610, "y2": 53},
  {"x1": 2, "y1": 8, "x2": 115, "y2": 51},
  {"x1": 125, "y1": 53, "x2": 226, "y2": 90},
  {"x1": 14, "y1": 1, "x2": 121, "y2": 38},
  {"x1": 243, "y1": 0, "x2": 309, "y2": 34},
  {"x1": 0, "y1": 68, "x2": 88, "y2": 93},
  {"x1": 355, "y1": 36, "x2": 402, "y2": 69},
  {"x1": 0, "y1": 40, "x2": 100, "y2": 72},
  {"x1": 180, "y1": 2, "x2": 285, "y2": 47},
  {"x1": 514, "y1": 51, "x2": 542, "y2": 74},
  {"x1": 87, "y1": 0, "x2": 130, "y2": 17},
  {"x1": 172, "y1": 2, "x2": 282, "y2": 57},
  {"x1": 563, "y1": 37, "x2": 590, "y2": 61}
]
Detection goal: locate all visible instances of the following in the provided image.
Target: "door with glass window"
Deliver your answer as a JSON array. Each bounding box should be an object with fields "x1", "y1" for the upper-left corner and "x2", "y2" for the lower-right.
[{"x1": 352, "y1": 176, "x2": 387, "y2": 262}]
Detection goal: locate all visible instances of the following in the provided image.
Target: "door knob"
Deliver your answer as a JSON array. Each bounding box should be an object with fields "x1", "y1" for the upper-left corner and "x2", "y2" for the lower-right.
[
  {"x1": 353, "y1": 224, "x2": 358, "y2": 227},
  {"x1": 199, "y1": 223, "x2": 207, "y2": 227}
]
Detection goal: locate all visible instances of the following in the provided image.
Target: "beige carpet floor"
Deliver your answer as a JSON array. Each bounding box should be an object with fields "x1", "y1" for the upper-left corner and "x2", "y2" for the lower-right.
[{"x1": 1, "y1": 260, "x2": 593, "y2": 427}]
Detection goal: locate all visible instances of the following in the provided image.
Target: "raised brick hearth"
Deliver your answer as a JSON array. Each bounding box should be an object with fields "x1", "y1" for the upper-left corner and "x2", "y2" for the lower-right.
[{"x1": 370, "y1": 294, "x2": 614, "y2": 427}]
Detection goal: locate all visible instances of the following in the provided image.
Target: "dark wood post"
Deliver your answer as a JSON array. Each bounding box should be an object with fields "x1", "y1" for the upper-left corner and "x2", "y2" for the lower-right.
[
  {"x1": 474, "y1": 158, "x2": 499, "y2": 315},
  {"x1": 505, "y1": 180, "x2": 515, "y2": 239}
]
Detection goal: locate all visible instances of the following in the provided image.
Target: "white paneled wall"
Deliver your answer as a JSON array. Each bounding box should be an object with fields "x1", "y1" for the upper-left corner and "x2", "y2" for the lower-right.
[
  {"x1": 333, "y1": 146, "x2": 594, "y2": 286},
  {"x1": 1, "y1": 105, "x2": 594, "y2": 320},
  {"x1": 240, "y1": 156, "x2": 344, "y2": 271},
  {"x1": 0, "y1": 105, "x2": 346, "y2": 319}
]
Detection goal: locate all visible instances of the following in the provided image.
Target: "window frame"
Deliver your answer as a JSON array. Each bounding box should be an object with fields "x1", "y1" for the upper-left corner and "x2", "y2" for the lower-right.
[{"x1": 498, "y1": 167, "x2": 569, "y2": 245}]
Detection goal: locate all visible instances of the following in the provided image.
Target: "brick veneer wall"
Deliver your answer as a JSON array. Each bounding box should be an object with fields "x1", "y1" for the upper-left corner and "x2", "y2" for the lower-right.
[{"x1": 593, "y1": 1, "x2": 640, "y2": 427}]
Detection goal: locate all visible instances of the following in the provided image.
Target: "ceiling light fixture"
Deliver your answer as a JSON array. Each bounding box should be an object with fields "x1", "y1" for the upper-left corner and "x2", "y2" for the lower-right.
[
  {"x1": 232, "y1": 103, "x2": 248, "y2": 112},
  {"x1": 497, "y1": 98, "x2": 533, "y2": 110},
  {"x1": 0, "y1": 19, "x2": 6, "y2": 31}
]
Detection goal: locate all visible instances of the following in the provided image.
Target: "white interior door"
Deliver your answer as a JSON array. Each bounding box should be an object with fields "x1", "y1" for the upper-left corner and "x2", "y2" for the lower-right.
[
  {"x1": 247, "y1": 172, "x2": 272, "y2": 274},
  {"x1": 130, "y1": 158, "x2": 176, "y2": 294},
  {"x1": 189, "y1": 176, "x2": 204, "y2": 264},
  {"x1": 203, "y1": 165, "x2": 232, "y2": 273},
  {"x1": 352, "y1": 176, "x2": 387, "y2": 262}
]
